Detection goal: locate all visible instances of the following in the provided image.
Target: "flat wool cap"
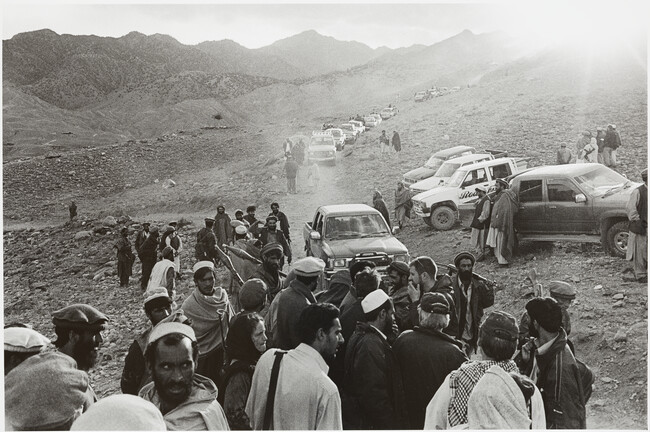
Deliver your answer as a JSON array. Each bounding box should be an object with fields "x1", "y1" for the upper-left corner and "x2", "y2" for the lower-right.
[
  {"x1": 193, "y1": 260, "x2": 215, "y2": 273},
  {"x1": 420, "y1": 292, "x2": 450, "y2": 314},
  {"x1": 70, "y1": 394, "x2": 166, "y2": 431},
  {"x1": 147, "y1": 322, "x2": 196, "y2": 349},
  {"x1": 361, "y1": 289, "x2": 390, "y2": 314},
  {"x1": 388, "y1": 261, "x2": 410, "y2": 276},
  {"x1": 52, "y1": 304, "x2": 108, "y2": 331},
  {"x1": 143, "y1": 287, "x2": 172, "y2": 306},
  {"x1": 454, "y1": 251, "x2": 476, "y2": 268},
  {"x1": 4, "y1": 327, "x2": 51, "y2": 353},
  {"x1": 480, "y1": 311, "x2": 518, "y2": 342},
  {"x1": 293, "y1": 257, "x2": 326, "y2": 277},
  {"x1": 548, "y1": 281, "x2": 576, "y2": 300},
  {"x1": 239, "y1": 278, "x2": 268, "y2": 310},
  {"x1": 261, "y1": 243, "x2": 283, "y2": 257},
  {"x1": 5, "y1": 351, "x2": 92, "y2": 430}
]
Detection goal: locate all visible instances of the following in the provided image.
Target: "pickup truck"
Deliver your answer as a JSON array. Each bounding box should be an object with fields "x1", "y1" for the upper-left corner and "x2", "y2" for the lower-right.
[
  {"x1": 508, "y1": 163, "x2": 639, "y2": 258},
  {"x1": 414, "y1": 91, "x2": 428, "y2": 102},
  {"x1": 308, "y1": 132, "x2": 337, "y2": 165},
  {"x1": 402, "y1": 145, "x2": 477, "y2": 186},
  {"x1": 328, "y1": 128, "x2": 346, "y2": 151},
  {"x1": 412, "y1": 157, "x2": 529, "y2": 230},
  {"x1": 303, "y1": 204, "x2": 410, "y2": 280},
  {"x1": 408, "y1": 153, "x2": 495, "y2": 196}
]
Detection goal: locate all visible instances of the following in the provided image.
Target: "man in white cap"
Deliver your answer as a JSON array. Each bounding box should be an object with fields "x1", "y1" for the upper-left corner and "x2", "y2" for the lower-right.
[
  {"x1": 470, "y1": 186, "x2": 491, "y2": 261},
  {"x1": 272, "y1": 256, "x2": 326, "y2": 349},
  {"x1": 182, "y1": 261, "x2": 234, "y2": 388},
  {"x1": 121, "y1": 287, "x2": 173, "y2": 395},
  {"x1": 246, "y1": 303, "x2": 344, "y2": 429},
  {"x1": 342, "y1": 289, "x2": 406, "y2": 429},
  {"x1": 139, "y1": 322, "x2": 229, "y2": 430},
  {"x1": 146, "y1": 246, "x2": 176, "y2": 302},
  {"x1": 486, "y1": 178, "x2": 518, "y2": 267},
  {"x1": 4, "y1": 326, "x2": 51, "y2": 375}
]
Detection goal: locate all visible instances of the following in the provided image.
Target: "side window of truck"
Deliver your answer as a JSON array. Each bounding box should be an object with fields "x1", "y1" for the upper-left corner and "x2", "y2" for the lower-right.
[
  {"x1": 519, "y1": 180, "x2": 543, "y2": 202},
  {"x1": 489, "y1": 163, "x2": 512, "y2": 180},
  {"x1": 462, "y1": 168, "x2": 488, "y2": 188},
  {"x1": 548, "y1": 181, "x2": 579, "y2": 202}
]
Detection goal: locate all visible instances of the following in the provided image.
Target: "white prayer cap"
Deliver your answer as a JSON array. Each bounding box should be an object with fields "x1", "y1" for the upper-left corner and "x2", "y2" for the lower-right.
[
  {"x1": 193, "y1": 260, "x2": 214, "y2": 273},
  {"x1": 361, "y1": 289, "x2": 391, "y2": 314},
  {"x1": 4, "y1": 327, "x2": 51, "y2": 353},
  {"x1": 143, "y1": 287, "x2": 171, "y2": 306},
  {"x1": 147, "y1": 322, "x2": 196, "y2": 348}
]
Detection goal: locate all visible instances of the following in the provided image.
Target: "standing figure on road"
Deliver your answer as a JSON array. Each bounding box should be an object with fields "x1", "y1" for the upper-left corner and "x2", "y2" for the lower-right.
[
  {"x1": 307, "y1": 162, "x2": 320, "y2": 191},
  {"x1": 213, "y1": 205, "x2": 232, "y2": 248},
  {"x1": 146, "y1": 246, "x2": 177, "y2": 302},
  {"x1": 574, "y1": 130, "x2": 592, "y2": 163},
  {"x1": 195, "y1": 218, "x2": 218, "y2": 263},
  {"x1": 578, "y1": 131, "x2": 598, "y2": 163},
  {"x1": 373, "y1": 190, "x2": 392, "y2": 230},
  {"x1": 624, "y1": 168, "x2": 647, "y2": 283},
  {"x1": 394, "y1": 181, "x2": 411, "y2": 229},
  {"x1": 596, "y1": 127, "x2": 606, "y2": 164},
  {"x1": 284, "y1": 154, "x2": 299, "y2": 194},
  {"x1": 556, "y1": 143, "x2": 572, "y2": 165},
  {"x1": 139, "y1": 226, "x2": 160, "y2": 290},
  {"x1": 269, "y1": 202, "x2": 291, "y2": 245},
  {"x1": 486, "y1": 179, "x2": 518, "y2": 267},
  {"x1": 470, "y1": 186, "x2": 491, "y2": 261},
  {"x1": 69, "y1": 201, "x2": 77, "y2": 221},
  {"x1": 379, "y1": 130, "x2": 390, "y2": 156},
  {"x1": 392, "y1": 130, "x2": 402, "y2": 153},
  {"x1": 114, "y1": 227, "x2": 135, "y2": 287},
  {"x1": 603, "y1": 124, "x2": 622, "y2": 167}
]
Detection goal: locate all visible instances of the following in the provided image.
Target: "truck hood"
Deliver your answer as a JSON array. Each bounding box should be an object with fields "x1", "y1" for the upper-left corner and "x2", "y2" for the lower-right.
[
  {"x1": 309, "y1": 145, "x2": 335, "y2": 151},
  {"x1": 410, "y1": 175, "x2": 450, "y2": 192},
  {"x1": 324, "y1": 236, "x2": 408, "y2": 258},
  {"x1": 404, "y1": 166, "x2": 436, "y2": 182},
  {"x1": 412, "y1": 185, "x2": 456, "y2": 202}
]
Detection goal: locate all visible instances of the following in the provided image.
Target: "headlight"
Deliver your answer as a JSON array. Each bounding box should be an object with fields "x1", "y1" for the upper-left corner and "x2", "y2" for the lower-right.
[
  {"x1": 329, "y1": 258, "x2": 347, "y2": 268},
  {"x1": 393, "y1": 254, "x2": 410, "y2": 263}
]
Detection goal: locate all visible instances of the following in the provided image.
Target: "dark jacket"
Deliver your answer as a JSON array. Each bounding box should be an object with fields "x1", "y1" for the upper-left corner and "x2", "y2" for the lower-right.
[
  {"x1": 329, "y1": 299, "x2": 365, "y2": 390},
  {"x1": 269, "y1": 211, "x2": 291, "y2": 242},
  {"x1": 373, "y1": 197, "x2": 392, "y2": 230},
  {"x1": 450, "y1": 274, "x2": 494, "y2": 349},
  {"x1": 470, "y1": 195, "x2": 491, "y2": 230},
  {"x1": 213, "y1": 213, "x2": 233, "y2": 246},
  {"x1": 259, "y1": 228, "x2": 291, "y2": 261},
  {"x1": 135, "y1": 230, "x2": 149, "y2": 258},
  {"x1": 404, "y1": 276, "x2": 457, "y2": 335},
  {"x1": 195, "y1": 227, "x2": 217, "y2": 261},
  {"x1": 251, "y1": 264, "x2": 284, "y2": 302},
  {"x1": 120, "y1": 328, "x2": 152, "y2": 395},
  {"x1": 342, "y1": 322, "x2": 407, "y2": 430},
  {"x1": 604, "y1": 129, "x2": 621, "y2": 149},
  {"x1": 274, "y1": 278, "x2": 316, "y2": 350},
  {"x1": 393, "y1": 327, "x2": 468, "y2": 429},
  {"x1": 138, "y1": 234, "x2": 159, "y2": 262}
]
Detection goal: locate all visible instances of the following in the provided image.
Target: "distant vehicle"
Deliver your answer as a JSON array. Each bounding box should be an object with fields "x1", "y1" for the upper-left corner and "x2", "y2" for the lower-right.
[
  {"x1": 412, "y1": 157, "x2": 529, "y2": 230},
  {"x1": 329, "y1": 128, "x2": 345, "y2": 151},
  {"x1": 349, "y1": 120, "x2": 366, "y2": 134},
  {"x1": 308, "y1": 131, "x2": 337, "y2": 165},
  {"x1": 505, "y1": 164, "x2": 639, "y2": 258},
  {"x1": 322, "y1": 123, "x2": 336, "y2": 131},
  {"x1": 340, "y1": 123, "x2": 359, "y2": 139},
  {"x1": 408, "y1": 153, "x2": 496, "y2": 196},
  {"x1": 303, "y1": 204, "x2": 410, "y2": 281},
  {"x1": 451, "y1": 86, "x2": 461, "y2": 92},
  {"x1": 364, "y1": 116, "x2": 379, "y2": 127},
  {"x1": 369, "y1": 113, "x2": 382, "y2": 125},
  {"x1": 380, "y1": 107, "x2": 398, "y2": 120},
  {"x1": 414, "y1": 91, "x2": 428, "y2": 102},
  {"x1": 402, "y1": 145, "x2": 477, "y2": 186}
]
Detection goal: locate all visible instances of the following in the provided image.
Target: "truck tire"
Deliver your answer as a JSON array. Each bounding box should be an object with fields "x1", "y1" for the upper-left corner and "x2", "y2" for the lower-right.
[
  {"x1": 430, "y1": 206, "x2": 456, "y2": 231},
  {"x1": 606, "y1": 221, "x2": 628, "y2": 258}
]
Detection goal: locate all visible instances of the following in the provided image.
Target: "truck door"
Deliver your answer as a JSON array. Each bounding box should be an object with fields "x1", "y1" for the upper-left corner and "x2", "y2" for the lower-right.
[
  {"x1": 310, "y1": 212, "x2": 325, "y2": 258},
  {"x1": 459, "y1": 167, "x2": 489, "y2": 203},
  {"x1": 516, "y1": 179, "x2": 545, "y2": 232},
  {"x1": 545, "y1": 179, "x2": 592, "y2": 233}
]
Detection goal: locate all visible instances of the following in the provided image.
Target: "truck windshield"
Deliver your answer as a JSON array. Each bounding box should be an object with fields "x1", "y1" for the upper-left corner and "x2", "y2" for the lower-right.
[
  {"x1": 311, "y1": 136, "x2": 333, "y2": 146},
  {"x1": 447, "y1": 169, "x2": 468, "y2": 187},
  {"x1": 424, "y1": 156, "x2": 445, "y2": 170},
  {"x1": 434, "y1": 161, "x2": 461, "y2": 178},
  {"x1": 325, "y1": 214, "x2": 390, "y2": 239},
  {"x1": 574, "y1": 166, "x2": 630, "y2": 196}
]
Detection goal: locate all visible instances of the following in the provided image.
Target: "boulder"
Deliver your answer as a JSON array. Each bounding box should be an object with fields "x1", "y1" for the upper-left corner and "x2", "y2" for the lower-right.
[
  {"x1": 102, "y1": 216, "x2": 118, "y2": 227},
  {"x1": 613, "y1": 330, "x2": 628, "y2": 342},
  {"x1": 612, "y1": 293, "x2": 625, "y2": 300},
  {"x1": 74, "y1": 231, "x2": 92, "y2": 240},
  {"x1": 162, "y1": 179, "x2": 176, "y2": 189}
]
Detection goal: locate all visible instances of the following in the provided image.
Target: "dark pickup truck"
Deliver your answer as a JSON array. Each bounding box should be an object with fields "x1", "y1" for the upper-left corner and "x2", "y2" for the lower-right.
[{"x1": 508, "y1": 163, "x2": 639, "y2": 257}]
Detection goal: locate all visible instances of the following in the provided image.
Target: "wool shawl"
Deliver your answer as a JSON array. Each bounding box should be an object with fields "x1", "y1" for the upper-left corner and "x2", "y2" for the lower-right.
[{"x1": 182, "y1": 288, "x2": 234, "y2": 355}]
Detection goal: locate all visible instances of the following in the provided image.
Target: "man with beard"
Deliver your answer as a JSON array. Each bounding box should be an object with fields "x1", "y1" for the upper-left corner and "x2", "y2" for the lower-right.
[
  {"x1": 138, "y1": 225, "x2": 160, "y2": 290},
  {"x1": 342, "y1": 289, "x2": 406, "y2": 429},
  {"x1": 139, "y1": 322, "x2": 229, "y2": 430},
  {"x1": 114, "y1": 226, "x2": 135, "y2": 287},
  {"x1": 387, "y1": 261, "x2": 411, "y2": 332},
  {"x1": 213, "y1": 205, "x2": 233, "y2": 248},
  {"x1": 243, "y1": 205, "x2": 263, "y2": 240},
  {"x1": 449, "y1": 252, "x2": 495, "y2": 355},
  {"x1": 273, "y1": 257, "x2": 326, "y2": 350},
  {"x1": 260, "y1": 216, "x2": 291, "y2": 268},
  {"x1": 251, "y1": 243, "x2": 285, "y2": 303},
  {"x1": 269, "y1": 202, "x2": 291, "y2": 244},
  {"x1": 393, "y1": 293, "x2": 468, "y2": 429},
  {"x1": 486, "y1": 178, "x2": 519, "y2": 267},
  {"x1": 470, "y1": 186, "x2": 491, "y2": 261},
  {"x1": 121, "y1": 287, "x2": 173, "y2": 395},
  {"x1": 182, "y1": 261, "x2": 235, "y2": 389},
  {"x1": 246, "y1": 303, "x2": 344, "y2": 429},
  {"x1": 52, "y1": 304, "x2": 108, "y2": 401},
  {"x1": 195, "y1": 218, "x2": 218, "y2": 263},
  {"x1": 146, "y1": 246, "x2": 176, "y2": 303}
]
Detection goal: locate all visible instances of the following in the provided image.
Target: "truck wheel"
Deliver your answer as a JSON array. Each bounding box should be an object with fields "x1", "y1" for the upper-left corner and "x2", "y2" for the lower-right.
[
  {"x1": 606, "y1": 221, "x2": 628, "y2": 258},
  {"x1": 430, "y1": 206, "x2": 456, "y2": 231}
]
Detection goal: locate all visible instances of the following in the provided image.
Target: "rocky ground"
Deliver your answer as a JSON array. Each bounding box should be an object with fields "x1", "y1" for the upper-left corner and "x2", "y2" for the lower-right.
[{"x1": 4, "y1": 77, "x2": 648, "y2": 428}]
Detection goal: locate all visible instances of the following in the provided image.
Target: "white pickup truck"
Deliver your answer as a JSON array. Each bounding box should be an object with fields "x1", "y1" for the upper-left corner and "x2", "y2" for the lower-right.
[
  {"x1": 308, "y1": 131, "x2": 337, "y2": 165},
  {"x1": 412, "y1": 157, "x2": 529, "y2": 230}
]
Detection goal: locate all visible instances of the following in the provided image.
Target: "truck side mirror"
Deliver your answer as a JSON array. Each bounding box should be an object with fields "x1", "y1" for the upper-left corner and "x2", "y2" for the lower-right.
[
  {"x1": 575, "y1": 193, "x2": 587, "y2": 204},
  {"x1": 310, "y1": 231, "x2": 322, "y2": 240}
]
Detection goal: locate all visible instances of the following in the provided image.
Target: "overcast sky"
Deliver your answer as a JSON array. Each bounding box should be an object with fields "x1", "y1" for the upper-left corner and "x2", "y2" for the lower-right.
[{"x1": 2, "y1": 1, "x2": 648, "y2": 50}]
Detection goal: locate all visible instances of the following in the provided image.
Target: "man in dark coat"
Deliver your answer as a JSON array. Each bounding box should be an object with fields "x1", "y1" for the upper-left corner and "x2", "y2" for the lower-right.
[
  {"x1": 342, "y1": 290, "x2": 406, "y2": 430},
  {"x1": 195, "y1": 218, "x2": 218, "y2": 263},
  {"x1": 486, "y1": 178, "x2": 518, "y2": 267},
  {"x1": 449, "y1": 252, "x2": 495, "y2": 354},
  {"x1": 603, "y1": 123, "x2": 621, "y2": 167},
  {"x1": 393, "y1": 293, "x2": 468, "y2": 429},
  {"x1": 251, "y1": 243, "x2": 285, "y2": 303},
  {"x1": 284, "y1": 155, "x2": 299, "y2": 194},
  {"x1": 114, "y1": 227, "x2": 135, "y2": 287},
  {"x1": 470, "y1": 187, "x2": 491, "y2": 261},
  {"x1": 372, "y1": 190, "x2": 392, "y2": 230},
  {"x1": 213, "y1": 205, "x2": 232, "y2": 247},
  {"x1": 138, "y1": 226, "x2": 159, "y2": 290},
  {"x1": 392, "y1": 131, "x2": 402, "y2": 152},
  {"x1": 518, "y1": 297, "x2": 588, "y2": 429},
  {"x1": 272, "y1": 257, "x2": 325, "y2": 349},
  {"x1": 135, "y1": 222, "x2": 150, "y2": 261},
  {"x1": 387, "y1": 261, "x2": 411, "y2": 332},
  {"x1": 269, "y1": 202, "x2": 291, "y2": 244},
  {"x1": 259, "y1": 215, "x2": 291, "y2": 267}
]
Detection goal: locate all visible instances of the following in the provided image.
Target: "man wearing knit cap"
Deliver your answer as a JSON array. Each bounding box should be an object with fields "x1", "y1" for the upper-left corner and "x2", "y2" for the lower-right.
[
  {"x1": 272, "y1": 257, "x2": 326, "y2": 349},
  {"x1": 624, "y1": 167, "x2": 647, "y2": 282},
  {"x1": 387, "y1": 261, "x2": 412, "y2": 332},
  {"x1": 139, "y1": 322, "x2": 230, "y2": 430},
  {"x1": 195, "y1": 217, "x2": 218, "y2": 262},
  {"x1": 139, "y1": 225, "x2": 160, "y2": 290},
  {"x1": 5, "y1": 351, "x2": 94, "y2": 430},
  {"x1": 146, "y1": 246, "x2": 176, "y2": 302},
  {"x1": 246, "y1": 303, "x2": 344, "y2": 429},
  {"x1": 393, "y1": 293, "x2": 468, "y2": 428},
  {"x1": 121, "y1": 287, "x2": 173, "y2": 395},
  {"x1": 425, "y1": 311, "x2": 522, "y2": 429},
  {"x1": 486, "y1": 178, "x2": 518, "y2": 267},
  {"x1": 4, "y1": 326, "x2": 51, "y2": 375},
  {"x1": 447, "y1": 251, "x2": 494, "y2": 354},
  {"x1": 237, "y1": 278, "x2": 268, "y2": 316},
  {"x1": 260, "y1": 215, "x2": 292, "y2": 267},
  {"x1": 182, "y1": 261, "x2": 235, "y2": 388},
  {"x1": 52, "y1": 304, "x2": 108, "y2": 373},
  {"x1": 342, "y1": 289, "x2": 406, "y2": 429},
  {"x1": 251, "y1": 242, "x2": 285, "y2": 302},
  {"x1": 518, "y1": 297, "x2": 588, "y2": 429}
]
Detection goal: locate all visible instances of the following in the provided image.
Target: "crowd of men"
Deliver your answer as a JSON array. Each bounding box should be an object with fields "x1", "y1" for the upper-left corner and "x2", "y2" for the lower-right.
[
  {"x1": 5, "y1": 203, "x2": 598, "y2": 430},
  {"x1": 557, "y1": 124, "x2": 622, "y2": 167}
]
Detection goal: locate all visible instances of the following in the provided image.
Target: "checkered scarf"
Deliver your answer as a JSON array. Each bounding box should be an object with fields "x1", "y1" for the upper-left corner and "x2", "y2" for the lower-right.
[{"x1": 448, "y1": 359, "x2": 519, "y2": 427}]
